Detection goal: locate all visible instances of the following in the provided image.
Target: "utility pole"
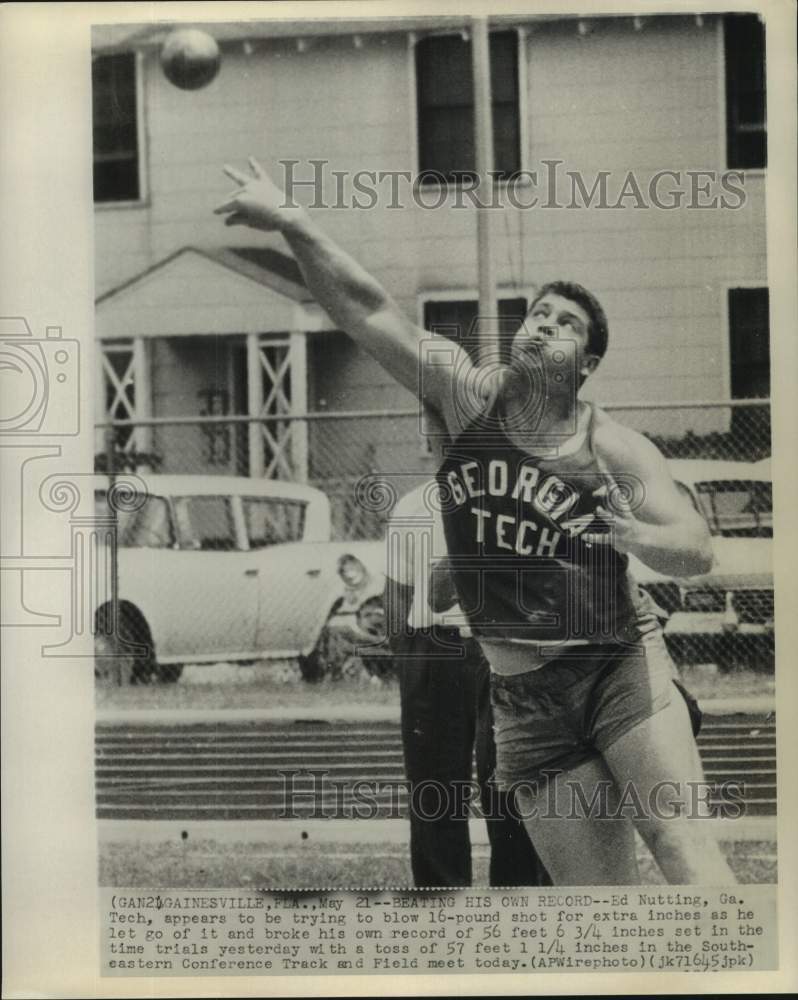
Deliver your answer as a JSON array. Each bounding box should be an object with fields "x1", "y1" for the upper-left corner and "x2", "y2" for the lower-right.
[{"x1": 471, "y1": 16, "x2": 497, "y2": 366}]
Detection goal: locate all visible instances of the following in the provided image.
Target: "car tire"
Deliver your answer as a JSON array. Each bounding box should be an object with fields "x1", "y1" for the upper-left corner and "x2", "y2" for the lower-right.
[
  {"x1": 94, "y1": 630, "x2": 136, "y2": 686},
  {"x1": 156, "y1": 663, "x2": 184, "y2": 683},
  {"x1": 94, "y1": 604, "x2": 157, "y2": 686},
  {"x1": 298, "y1": 646, "x2": 326, "y2": 684}
]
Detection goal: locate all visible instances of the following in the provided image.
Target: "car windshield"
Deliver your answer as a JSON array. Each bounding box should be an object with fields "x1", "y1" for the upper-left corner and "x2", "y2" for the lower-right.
[
  {"x1": 173, "y1": 495, "x2": 239, "y2": 550},
  {"x1": 693, "y1": 480, "x2": 772, "y2": 538},
  {"x1": 242, "y1": 496, "x2": 307, "y2": 548},
  {"x1": 94, "y1": 491, "x2": 174, "y2": 548}
]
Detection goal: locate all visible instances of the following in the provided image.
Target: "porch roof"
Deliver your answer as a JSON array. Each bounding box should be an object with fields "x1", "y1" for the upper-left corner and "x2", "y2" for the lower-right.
[{"x1": 96, "y1": 245, "x2": 336, "y2": 339}]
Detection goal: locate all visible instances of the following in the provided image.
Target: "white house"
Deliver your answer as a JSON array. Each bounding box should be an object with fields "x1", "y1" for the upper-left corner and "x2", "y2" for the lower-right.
[{"x1": 92, "y1": 13, "x2": 768, "y2": 495}]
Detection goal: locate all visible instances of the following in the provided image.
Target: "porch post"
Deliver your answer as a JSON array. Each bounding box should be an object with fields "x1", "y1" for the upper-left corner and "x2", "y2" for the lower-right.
[
  {"x1": 95, "y1": 340, "x2": 107, "y2": 457},
  {"x1": 289, "y1": 331, "x2": 308, "y2": 483},
  {"x1": 246, "y1": 332, "x2": 265, "y2": 477},
  {"x1": 132, "y1": 336, "x2": 153, "y2": 456}
]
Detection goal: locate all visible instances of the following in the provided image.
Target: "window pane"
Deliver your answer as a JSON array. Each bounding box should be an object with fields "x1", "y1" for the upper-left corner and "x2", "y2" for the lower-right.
[
  {"x1": 493, "y1": 103, "x2": 521, "y2": 179},
  {"x1": 243, "y1": 497, "x2": 307, "y2": 548},
  {"x1": 424, "y1": 299, "x2": 478, "y2": 340},
  {"x1": 424, "y1": 296, "x2": 527, "y2": 363},
  {"x1": 122, "y1": 495, "x2": 174, "y2": 548},
  {"x1": 174, "y1": 496, "x2": 238, "y2": 550},
  {"x1": 695, "y1": 481, "x2": 772, "y2": 537},
  {"x1": 489, "y1": 32, "x2": 518, "y2": 104},
  {"x1": 92, "y1": 52, "x2": 140, "y2": 202},
  {"x1": 416, "y1": 35, "x2": 472, "y2": 107},
  {"x1": 724, "y1": 14, "x2": 767, "y2": 169},
  {"x1": 417, "y1": 31, "x2": 520, "y2": 181},
  {"x1": 728, "y1": 287, "x2": 770, "y2": 398},
  {"x1": 418, "y1": 107, "x2": 475, "y2": 179},
  {"x1": 94, "y1": 490, "x2": 138, "y2": 540}
]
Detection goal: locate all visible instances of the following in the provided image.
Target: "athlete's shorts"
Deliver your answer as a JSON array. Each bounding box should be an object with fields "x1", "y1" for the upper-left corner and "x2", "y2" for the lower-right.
[{"x1": 488, "y1": 631, "x2": 700, "y2": 789}]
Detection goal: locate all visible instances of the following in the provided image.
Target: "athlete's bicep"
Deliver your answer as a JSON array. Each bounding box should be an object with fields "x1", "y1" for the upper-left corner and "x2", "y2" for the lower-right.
[{"x1": 599, "y1": 428, "x2": 701, "y2": 528}]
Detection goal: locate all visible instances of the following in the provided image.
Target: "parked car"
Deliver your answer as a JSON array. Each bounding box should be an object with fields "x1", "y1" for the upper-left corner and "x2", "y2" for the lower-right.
[
  {"x1": 630, "y1": 459, "x2": 773, "y2": 671},
  {"x1": 93, "y1": 475, "x2": 386, "y2": 684}
]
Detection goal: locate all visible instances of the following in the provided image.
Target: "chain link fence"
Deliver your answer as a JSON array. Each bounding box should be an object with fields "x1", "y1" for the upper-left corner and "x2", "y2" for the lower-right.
[{"x1": 94, "y1": 399, "x2": 773, "y2": 681}]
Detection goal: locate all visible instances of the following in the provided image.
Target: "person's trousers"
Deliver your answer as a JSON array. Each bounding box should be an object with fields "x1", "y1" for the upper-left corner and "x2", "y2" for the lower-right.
[{"x1": 395, "y1": 627, "x2": 551, "y2": 888}]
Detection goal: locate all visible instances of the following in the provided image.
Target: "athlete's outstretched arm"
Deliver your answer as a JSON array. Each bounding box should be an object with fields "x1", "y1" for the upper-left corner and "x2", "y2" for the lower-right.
[
  {"x1": 214, "y1": 158, "x2": 476, "y2": 430},
  {"x1": 590, "y1": 423, "x2": 714, "y2": 578}
]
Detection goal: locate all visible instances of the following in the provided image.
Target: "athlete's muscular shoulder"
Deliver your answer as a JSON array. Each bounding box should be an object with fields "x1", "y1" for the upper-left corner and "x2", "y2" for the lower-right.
[
  {"x1": 590, "y1": 407, "x2": 692, "y2": 521},
  {"x1": 591, "y1": 407, "x2": 666, "y2": 477}
]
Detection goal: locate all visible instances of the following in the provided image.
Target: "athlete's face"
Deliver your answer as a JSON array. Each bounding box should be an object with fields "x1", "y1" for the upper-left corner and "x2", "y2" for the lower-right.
[{"x1": 511, "y1": 293, "x2": 600, "y2": 384}]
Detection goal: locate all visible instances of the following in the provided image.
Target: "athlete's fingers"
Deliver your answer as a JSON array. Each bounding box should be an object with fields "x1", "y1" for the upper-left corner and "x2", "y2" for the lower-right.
[
  {"x1": 223, "y1": 164, "x2": 249, "y2": 186},
  {"x1": 595, "y1": 505, "x2": 617, "y2": 519},
  {"x1": 213, "y1": 193, "x2": 242, "y2": 214},
  {"x1": 248, "y1": 156, "x2": 265, "y2": 179},
  {"x1": 224, "y1": 212, "x2": 246, "y2": 227},
  {"x1": 580, "y1": 532, "x2": 614, "y2": 546}
]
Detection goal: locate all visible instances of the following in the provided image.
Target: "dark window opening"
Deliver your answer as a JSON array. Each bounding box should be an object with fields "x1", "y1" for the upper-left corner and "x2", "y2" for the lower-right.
[
  {"x1": 724, "y1": 14, "x2": 767, "y2": 169},
  {"x1": 728, "y1": 286, "x2": 770, "y2": 448},
  {"x1": 424, "y1": 297, "x2": 528, "y2": 364},
  {"x1": 729, "y1": 287, "x2": 770, "y2": 399},
  {"x1": 416, "y1": 31, "x2": 520, "y2": 183},
  {"x1": 93, "y1": 52, "x2": 140, "y2": 202}
]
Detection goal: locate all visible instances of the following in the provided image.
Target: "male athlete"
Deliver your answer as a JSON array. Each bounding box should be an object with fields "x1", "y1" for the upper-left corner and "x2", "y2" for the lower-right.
[{"x1": 215, "y1": 158, "x2": 735, "y2": 885}]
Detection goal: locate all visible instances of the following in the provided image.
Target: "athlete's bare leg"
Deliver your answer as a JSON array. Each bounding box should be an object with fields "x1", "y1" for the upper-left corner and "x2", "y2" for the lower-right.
[
  {"x1": 514, "y1": 757, "x2": 640, "y2": 885},
  {"x1": 602, "y1": 693, "x2": 736, "y2": 884}
]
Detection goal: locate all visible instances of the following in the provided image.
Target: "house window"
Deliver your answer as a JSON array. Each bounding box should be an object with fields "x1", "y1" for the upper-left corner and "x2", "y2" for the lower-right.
[
  {"x1": 423, "y1": 296, "x2": 528, "y2": 363},
  {"x1": 724, "y1": 14, "x2": 767, "y2": 170},
  {"x1": 728, "y1": 286, "x2": 770, "y2": 454},
  {"x1": 92, "y1": 52, "x2": 141, "y2": 202},
  {"x1": 729, "y1": 287, "x2": 769, "y2": 399},
  {"x1": 416, "y1": 31, "x2": 520, "y2": 183}
]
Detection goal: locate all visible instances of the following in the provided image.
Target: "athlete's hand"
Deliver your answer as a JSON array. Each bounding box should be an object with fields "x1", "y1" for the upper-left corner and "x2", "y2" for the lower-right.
[
  {"x1": 581, "y1": 504, "x2": 641, "y2": 553},
  {"x1": 214, "y1": 158, "x2": 307, "y2": 232},
  {"x1": 428, "y1": 557, "x2": 460, "y2": 613}
]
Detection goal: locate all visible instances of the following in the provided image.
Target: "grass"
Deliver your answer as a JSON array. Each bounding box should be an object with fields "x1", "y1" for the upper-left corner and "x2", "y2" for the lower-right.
[
  {"x1": 96, "y1": 661, "x2": 400, "y2": 713},
  {"x1": 677, "y1": 665, "x2": 775, "y2": 702},
  {"x1": 96, "y1": 664, "x2": 776, "y2": 891},
  {"x1": 99, "y1": 836, "x2": 776, "y2": 889},
  {"x1": 96, "y1": 662, "x2": 774, "y2": 714}
]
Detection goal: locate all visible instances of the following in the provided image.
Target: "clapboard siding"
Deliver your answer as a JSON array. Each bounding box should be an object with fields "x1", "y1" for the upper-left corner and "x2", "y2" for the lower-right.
[{"x1": 95, "y1": 16, "x2": 766, "y2": 434}]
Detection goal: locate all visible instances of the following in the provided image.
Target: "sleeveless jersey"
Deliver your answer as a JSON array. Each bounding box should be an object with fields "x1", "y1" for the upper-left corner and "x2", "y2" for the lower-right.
[{"x1": 435, "y1": 401, "x2": 639, "y2": 645}]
